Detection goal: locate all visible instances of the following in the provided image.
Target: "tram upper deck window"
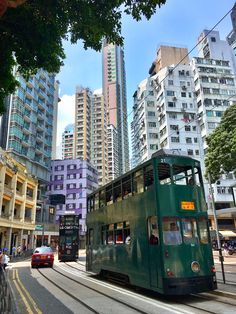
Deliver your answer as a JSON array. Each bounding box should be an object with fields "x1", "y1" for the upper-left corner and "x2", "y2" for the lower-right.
[
  {"x1": 99, "y1": 189, "x2": 106, "y2": 208},
  {"x1": 194, "y1": 167, "x2": 203, "y2": 186},
  {"x1": 173, "y1": 165, "x2": 193, "y2": 185},
  {"x1": 94, "y1": 193, "x2": 99, "y2": 210},
  {"x1": 133, "y1": 170, "x2": 144, "y2": 194},
  {"x1": 163, "y1": 218, "x2": 182, "y2": 245},
  {"x1": 144, "y1": 164, "x2": 154, "y2": 190},
  {"x1": 122, "y1": 175, "x2": 132, "y2": 199},
  {"x1": 106, "y1": 185, "x2": 113, "y2": 205},
  {"x1": 182, "y1": 218, "x2": 199, "y2": 244},
  {"x1": 158, "y1": 163, "x2": 171, "y2": 185},
  {"x1": 114, "y1": 181, "x2": 122, "y2": 202},
  {"x1": 198, "y1": 218, "x2": 210, "y2": 244}
]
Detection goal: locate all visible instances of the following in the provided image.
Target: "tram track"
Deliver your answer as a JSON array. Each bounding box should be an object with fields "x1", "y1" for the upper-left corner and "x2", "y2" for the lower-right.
[
  {"x1": 62, "y1": 262, "x2": 236, "y2": 314},
  {"x1": 36, "y1": 268, "x2": 99, "y2": 313},
  {"x1": 62, "y1": 263, "x2": 234, "y2": 314},
  {"x1": 36, "y1": 266, "x2": 150, "y2": 314}
]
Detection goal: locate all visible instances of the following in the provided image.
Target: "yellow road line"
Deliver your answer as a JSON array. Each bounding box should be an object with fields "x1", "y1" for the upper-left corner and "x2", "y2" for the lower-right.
[
  {"x1": 15, "y1": 269, "x2": 43, "y2": 314},
  {"x1": 12, "y1": 269, "x2": 34, "y2": 314}
]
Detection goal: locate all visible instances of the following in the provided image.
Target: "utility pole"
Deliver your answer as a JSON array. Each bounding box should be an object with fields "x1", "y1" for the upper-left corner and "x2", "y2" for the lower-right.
[{"x1": 208, "y1": 173, "x2": 225, "y2": 284}]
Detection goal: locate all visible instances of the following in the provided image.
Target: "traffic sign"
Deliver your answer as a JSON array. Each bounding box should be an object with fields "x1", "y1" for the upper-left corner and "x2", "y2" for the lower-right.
[{"x1": 35, "y1": 225, "x2": 43, "y2": 231}]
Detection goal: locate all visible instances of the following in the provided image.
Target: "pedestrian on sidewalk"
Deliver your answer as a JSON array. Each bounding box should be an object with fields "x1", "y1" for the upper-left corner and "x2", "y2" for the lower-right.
[
  {"x1": 17, "y1": 245, "x2": 21, "y2": 257},
  {"x1": 12, "y1": 246, "x2": 16, "y2": 258},
  {"x1": 2, "y1": 252, "x2": 10, "y2": 270}
]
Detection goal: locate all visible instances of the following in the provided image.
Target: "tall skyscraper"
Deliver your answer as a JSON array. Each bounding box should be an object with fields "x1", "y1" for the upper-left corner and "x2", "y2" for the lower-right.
[
  {"x1": 102, "y1": 41, "x2": 129, "y2": 177},
  {"x1": 0, "y1": 69, "x2": 58, "y2": 240},
  {"x1": 0, "y1": 69, "x2": 57, "y2": 183}
]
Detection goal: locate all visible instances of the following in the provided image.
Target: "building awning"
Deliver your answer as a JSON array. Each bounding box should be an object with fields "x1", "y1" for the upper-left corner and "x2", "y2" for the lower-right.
[
  {"x1": 219, "y1": 230, "x2": 236, "y2": 238},
  {"x1": 216, "y1": 207, "x2": 236, "y2": 216}
]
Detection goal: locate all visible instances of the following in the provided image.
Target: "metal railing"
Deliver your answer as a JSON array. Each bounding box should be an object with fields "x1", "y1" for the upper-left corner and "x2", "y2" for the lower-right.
[{"x1": 0, "y1": 269, "x2": 15, "y2": 313}]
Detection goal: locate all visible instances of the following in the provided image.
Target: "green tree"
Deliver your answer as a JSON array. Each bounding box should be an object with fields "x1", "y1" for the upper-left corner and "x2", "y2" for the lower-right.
[
  {"x1": 0, "y1": 0, "x2": 166, "y2": 114},
  {"x1": 205, "y1": 103, "x2": 236, "y2": 183}
]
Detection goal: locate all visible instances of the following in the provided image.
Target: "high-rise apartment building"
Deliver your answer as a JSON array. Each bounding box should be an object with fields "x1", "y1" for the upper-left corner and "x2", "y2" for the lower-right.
[
  {"x1": 0, "y1": 69, "x2": 58, "y2": 245},
  {"x1": 0, "y1": 69, "x2": 57, "y2": 182},
  {"x1": 198, "y1": 30, "x2": 236, "y2": 73},
  {"x1": 157, "y1": 64, "x2": 201, "y2": 158},
  {"x1": 227, "y1": 3, "x2": 236, "y2": 58},
  {"x1": 131, "y1": 78, "x2": 159, "y2": 166},
  {"x1": 91, "y1": 89, "x2": 108, "y2": 186},
  {"x1": 51, "y1": 80, "x2": 60, "y2": 160},
  {"x1": 102, "y1": 41, "x2": 129, "y2": 177},
  {"x1": 62, "y1": 123, "x2": 74, "y2": 160},
  {"x1": 74, "y1": 86, "x2": 92, "y2": 161},
  {"x1": 191, "y1": 56, "x2": 236, "y2": 210}
]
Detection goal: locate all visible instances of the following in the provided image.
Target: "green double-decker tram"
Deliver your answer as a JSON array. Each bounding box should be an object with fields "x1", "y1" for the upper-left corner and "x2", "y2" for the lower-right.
[{"x1": 86, "y1": 149, "x2": 217, "y2": 295}]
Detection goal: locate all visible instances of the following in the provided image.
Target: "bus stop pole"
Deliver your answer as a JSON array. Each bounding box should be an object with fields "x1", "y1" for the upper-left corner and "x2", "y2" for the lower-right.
[{"x1": 208, "y1": 174, "x2": 226, "y2": 284}]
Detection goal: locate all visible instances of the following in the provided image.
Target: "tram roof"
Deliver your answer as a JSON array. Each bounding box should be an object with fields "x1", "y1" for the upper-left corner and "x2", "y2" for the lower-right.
[{"x1": 152, "y1": 148, "x2": 192, "y2": 159}]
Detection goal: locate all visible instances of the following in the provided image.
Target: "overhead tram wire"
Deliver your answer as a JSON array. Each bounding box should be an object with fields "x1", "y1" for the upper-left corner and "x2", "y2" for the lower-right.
[{"x1": 110, "y1": 5, "x2": 234, "y2": 134}]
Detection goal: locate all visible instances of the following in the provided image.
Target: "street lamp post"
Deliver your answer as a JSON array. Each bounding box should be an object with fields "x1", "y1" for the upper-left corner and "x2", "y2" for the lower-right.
[{"x1": 208, "y1": 173, "x2": 225, "y2": 284}]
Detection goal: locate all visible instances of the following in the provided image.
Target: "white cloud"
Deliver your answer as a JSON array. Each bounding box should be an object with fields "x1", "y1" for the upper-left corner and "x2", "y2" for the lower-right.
[{"x1": 57, "y1": 94, "x2": 75, "y2": 146}]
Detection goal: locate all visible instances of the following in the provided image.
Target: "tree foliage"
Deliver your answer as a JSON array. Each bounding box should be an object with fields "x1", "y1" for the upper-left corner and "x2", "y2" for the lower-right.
[
  {"x1": 0, "y1": 0, "x2": 166, "y2": 114},
  {"x1": 205, "y1": 103, "x2": 236, "y2": 183}
]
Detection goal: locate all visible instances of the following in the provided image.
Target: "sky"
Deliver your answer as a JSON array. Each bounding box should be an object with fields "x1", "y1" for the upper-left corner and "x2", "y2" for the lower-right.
[{"x1": 56, "y1": 0, "x2": 236, "y2": 149}]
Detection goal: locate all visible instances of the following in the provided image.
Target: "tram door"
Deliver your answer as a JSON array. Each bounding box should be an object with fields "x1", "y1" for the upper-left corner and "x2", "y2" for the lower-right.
[
  {"x1": 148, "y1": 216, "x2": 160, "y2": 288},
  {"x1": 87, "y1": 228, "x2": 94, "y2": 271}
]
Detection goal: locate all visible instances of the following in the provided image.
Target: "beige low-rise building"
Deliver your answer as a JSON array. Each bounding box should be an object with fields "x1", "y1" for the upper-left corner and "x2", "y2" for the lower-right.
[{"x1": 0, "y1": 148, "x2": 38, "y2": 254}]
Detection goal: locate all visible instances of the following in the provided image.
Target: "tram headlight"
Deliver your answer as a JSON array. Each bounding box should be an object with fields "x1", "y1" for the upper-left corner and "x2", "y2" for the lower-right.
[{"x1": 191, "y1": 261, "x2": 200, "y2": 273}]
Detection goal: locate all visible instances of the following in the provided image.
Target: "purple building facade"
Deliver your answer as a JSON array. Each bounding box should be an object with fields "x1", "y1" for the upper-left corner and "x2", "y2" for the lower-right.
[{"x1": 47, "y1": 159, "x2": 98, "y2": 238}]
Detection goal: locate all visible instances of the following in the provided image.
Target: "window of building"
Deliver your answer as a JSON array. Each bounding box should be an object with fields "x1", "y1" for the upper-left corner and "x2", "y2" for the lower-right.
[
  {"x1": 181, "y1": 92, "x2": 186, "y2": 97},
  {"x1": 186, "y1": 137, "x2": 192, "y2": 144},
  {"x1": 171, "y1": 137, "x2": 180, "y2": 143},
  {"x1": 167, "y1": 90, "x2": 175, "y2": 96},
  {"x1": 168, "y1": 102, "x2": 176, "y2": 107},
  {"x1": 211, "y1": 37, "x2": 216, "y2": 42}
]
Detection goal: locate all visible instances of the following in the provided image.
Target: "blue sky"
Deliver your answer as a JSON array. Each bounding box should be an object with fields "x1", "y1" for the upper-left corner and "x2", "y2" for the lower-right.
[{"x1": 56, "y1": 0, "x2": 235, "y2": 146}]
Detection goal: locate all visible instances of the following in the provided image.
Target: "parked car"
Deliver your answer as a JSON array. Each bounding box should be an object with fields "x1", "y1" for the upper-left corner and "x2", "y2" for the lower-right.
[{"x1": 31, "y1": 246, "x2": 54, "y2": 268}]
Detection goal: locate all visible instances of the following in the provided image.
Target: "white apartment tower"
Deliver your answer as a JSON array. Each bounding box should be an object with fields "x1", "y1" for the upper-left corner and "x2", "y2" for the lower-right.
[
  {"x1": 191, "y1": 56, "x2": 236, "y2": 209},
  {"x1": 131, "y1": 78, "x2": 159, "y2": 167},
  {"x1": 156, "y1": 64, "x2": 201, "y2": 159},
  {"x1": 197, "y1": 29, "x2": 236, "y2": 73}
]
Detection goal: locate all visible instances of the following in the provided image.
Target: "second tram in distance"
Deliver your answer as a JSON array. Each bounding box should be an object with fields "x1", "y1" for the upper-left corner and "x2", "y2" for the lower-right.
[
  {"x1": 58, "y1": 214, "x2": 79, "y2": 262},
  {"x1": 86, "y1": 149, "x2": 217, "y2": 295}
]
